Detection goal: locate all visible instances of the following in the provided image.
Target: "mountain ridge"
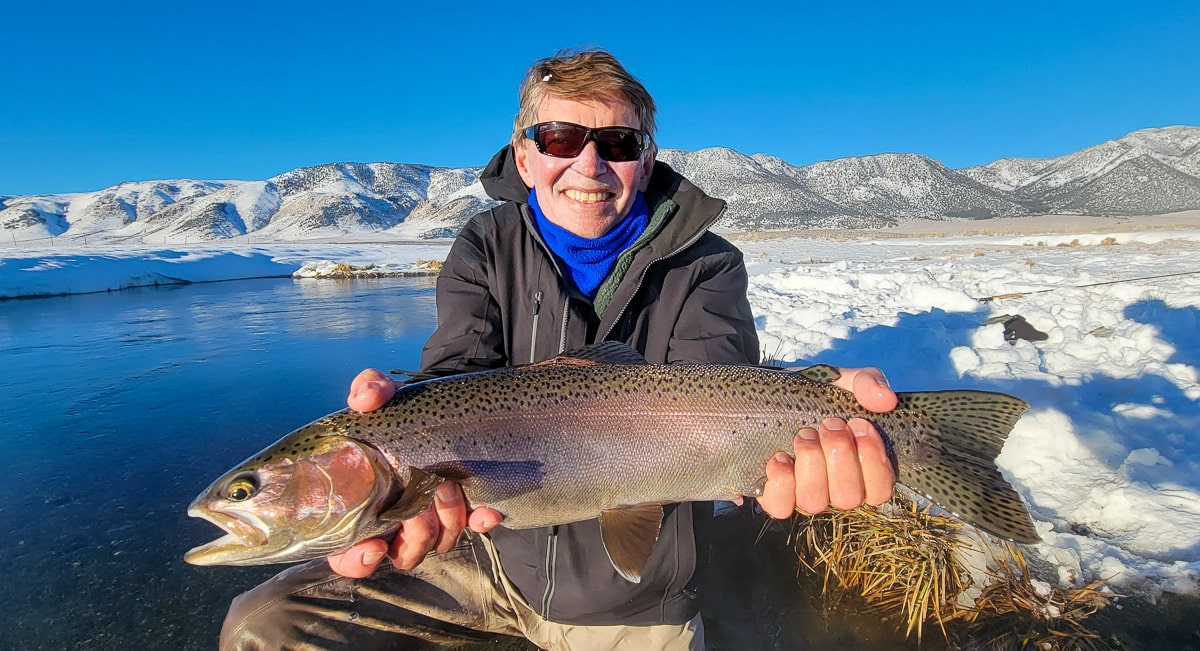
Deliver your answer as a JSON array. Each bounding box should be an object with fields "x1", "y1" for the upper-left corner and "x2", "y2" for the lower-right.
[{"x1": 4, "y1": 125, "x2": 1198, "y2": 243}]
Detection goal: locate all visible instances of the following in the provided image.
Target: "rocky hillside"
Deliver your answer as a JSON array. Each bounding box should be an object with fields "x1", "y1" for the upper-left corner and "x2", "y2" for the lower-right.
[{"x1": 4, "y1": 126, "x2": 1198, "y2": 243}]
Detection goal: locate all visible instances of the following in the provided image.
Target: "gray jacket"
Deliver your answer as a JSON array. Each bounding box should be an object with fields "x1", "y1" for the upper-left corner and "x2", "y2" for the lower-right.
[{"x1": 417, "y1": 146, "x2": 759, "y2": 626}]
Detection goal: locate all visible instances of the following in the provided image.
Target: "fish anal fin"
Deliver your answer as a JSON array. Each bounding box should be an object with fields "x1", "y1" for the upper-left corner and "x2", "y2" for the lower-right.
[
  {"x1": 379, "y1": 467, "x2": 443, "y2": 522},
  {"x1": 793, "y1": 364, "x2": 842, "y2": 384},
  {"x1": 534, "y1": 341, "x2": 649, "y2": 368},
  {"x1": 598, "y1": 504, "x2": 664, "y2": 583}
]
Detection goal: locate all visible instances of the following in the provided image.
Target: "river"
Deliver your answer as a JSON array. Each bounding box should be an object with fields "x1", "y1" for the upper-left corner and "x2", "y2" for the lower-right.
[{"x1": 0, "y1": 277, "x2": 436, "y2": 649}]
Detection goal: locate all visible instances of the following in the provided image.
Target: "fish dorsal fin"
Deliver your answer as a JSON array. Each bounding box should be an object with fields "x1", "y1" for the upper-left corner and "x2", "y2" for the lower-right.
[
  {"x1": 538, "y1": 341, "x2": 649, "y2": 367},
  {"x1": 378, "y1": 466, "x2": 443, "y2": 522},
  {"x1": 598, "y1": 504, "x2": 664, "y2": 583},
  {"x1": 794, "y1": 363, "x2": 842, "y2": 384}
]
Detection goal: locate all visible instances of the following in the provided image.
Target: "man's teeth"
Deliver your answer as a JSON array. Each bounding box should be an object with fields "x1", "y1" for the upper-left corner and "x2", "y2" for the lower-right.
[{"x1": 564, "y1": 189, "x2": 610, "y2": 203}]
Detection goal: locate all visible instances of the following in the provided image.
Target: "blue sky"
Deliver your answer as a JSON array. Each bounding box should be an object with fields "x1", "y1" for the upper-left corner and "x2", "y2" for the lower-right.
[{"x1": 2, "y1": 1, "x2": 1197, "y2": 196}]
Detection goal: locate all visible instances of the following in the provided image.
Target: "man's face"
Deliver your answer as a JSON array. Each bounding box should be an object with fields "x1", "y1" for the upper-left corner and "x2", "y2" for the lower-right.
[{"x1": 515, "y1": 95, "x2": 656, "y2": 239}]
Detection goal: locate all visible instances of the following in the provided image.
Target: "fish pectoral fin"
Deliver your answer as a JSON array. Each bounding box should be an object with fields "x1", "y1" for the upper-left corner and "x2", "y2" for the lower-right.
[
  {"x1": 378, "y1": 467, "x2": 444, "y2": 522},
  {"x1": 598, "y1": 504, "x2": 664, "y2": 584},
  {"x1": 793, "y1": 363, "x2": 842, "y2": 384}
]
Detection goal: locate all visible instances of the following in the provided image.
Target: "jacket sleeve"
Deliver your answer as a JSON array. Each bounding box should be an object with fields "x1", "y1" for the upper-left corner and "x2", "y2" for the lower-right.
[
  {"x1": 666, "y1": 246, "x2": 760, "y2": 366},
  {"x1": 416, "y1": 217, "x2": 509, "y2": 378}
]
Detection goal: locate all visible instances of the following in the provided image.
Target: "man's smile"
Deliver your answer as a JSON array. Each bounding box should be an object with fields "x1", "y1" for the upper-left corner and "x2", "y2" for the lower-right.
[{"x1": 563, "y1": 189, "x2": 614, "y2": 203}]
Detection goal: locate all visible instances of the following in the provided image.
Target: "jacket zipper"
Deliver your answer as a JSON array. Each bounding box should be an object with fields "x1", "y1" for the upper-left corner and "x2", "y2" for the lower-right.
[
  {"x1": 557, "y1": 301, "x2": 570, "y2": 353},
  {"x1": 521, "y1": 203, "x2": 573, "y2": 357},
  {"x1": 541, "y1": 525, "x2": 559, "y2": 615},
  {"x1": 598, "y1": 210, "x2": 721, "y2": 341},
  {"x1": 530, "y1": 291, "x2": 542, "y2": 364},
  {"x1": 540, "y1": 303, "x2": 570, "y2": 617}
]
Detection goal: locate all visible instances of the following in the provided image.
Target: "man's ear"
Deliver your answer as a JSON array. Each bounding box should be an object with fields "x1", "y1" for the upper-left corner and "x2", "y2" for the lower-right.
[
  {"x1": 638, "y1": 145, "x2": 657, "y2": 192},
  {"x1": 514, "y1": 143, "x2": 536, "y2": 189}
]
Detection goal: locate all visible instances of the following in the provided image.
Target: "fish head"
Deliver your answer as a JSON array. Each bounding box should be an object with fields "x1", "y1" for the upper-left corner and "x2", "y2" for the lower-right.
[{"x1": 185, "y1": 430, "x2": 398, "y2": 566}]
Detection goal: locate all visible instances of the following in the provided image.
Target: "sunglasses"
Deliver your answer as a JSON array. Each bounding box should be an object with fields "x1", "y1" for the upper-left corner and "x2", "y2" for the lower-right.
[{"x1": 524, "y1": 121, "x2": 649, "y2": 162}]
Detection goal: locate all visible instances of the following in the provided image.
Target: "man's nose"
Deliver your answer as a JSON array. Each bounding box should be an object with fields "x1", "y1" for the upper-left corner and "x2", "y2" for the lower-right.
[{"x1": 571, "y1": 140, "x2": 609, "y2": 176}]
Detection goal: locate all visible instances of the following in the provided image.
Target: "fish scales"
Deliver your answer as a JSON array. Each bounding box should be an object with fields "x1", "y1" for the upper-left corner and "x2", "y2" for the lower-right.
[
  {"x1": 186, "y1": 342, "x2": 1039, "y2": 572},
  {"x1": 295, "y1": 363, "x2": 938, "y2": 528}
]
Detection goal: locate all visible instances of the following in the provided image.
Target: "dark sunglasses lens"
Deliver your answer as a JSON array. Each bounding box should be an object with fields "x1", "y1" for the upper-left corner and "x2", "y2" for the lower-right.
[
  {"x1": 593, "y1": 128, "x2": 643, "y2": 162},
  {"x1": 532, "y1": 123, "x2": 645, "y2": 161},
  {"x1": 537, "y1": 124, "x2": 589, "y2": 157}
]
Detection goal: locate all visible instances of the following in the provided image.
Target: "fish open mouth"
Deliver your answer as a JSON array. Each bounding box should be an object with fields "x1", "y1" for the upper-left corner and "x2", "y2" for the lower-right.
[{"x1": 184, "y1": 506, "x2": 270, "y2": 565}]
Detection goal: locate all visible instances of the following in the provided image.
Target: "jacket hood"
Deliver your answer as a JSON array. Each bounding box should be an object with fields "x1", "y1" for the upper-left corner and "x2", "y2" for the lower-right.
[
  {"x1": 480, "y1": 146, "x2": 532, "y2": 204},
  {"x1": 479, "y1": 146, "x2": 728, "y2": 253}
]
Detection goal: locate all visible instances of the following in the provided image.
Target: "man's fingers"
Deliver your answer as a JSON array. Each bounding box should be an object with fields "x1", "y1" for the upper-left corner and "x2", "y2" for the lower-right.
[
  {"x1": 759, "y1": 450, "x2": 798, "y2": 519},
  {"x1": 327, "y1": 538, "x2": 389, "y2": 579},
  {"x1": 832, "y1": 367, "x2": 898, "y2": 413},
  {"x1": 389, "y1": 509, "x2": 439, "y2": 571},
  {"x1": 849, "y1": 418, "x2": 896, "y2": 505},
  {"x1": 348, "y1": 368, "x2": 397, "y2": 412},
  {"x1": 432, "y1": 482, "x2": 467, "y2": 554},
  {"x1": 468, "y1": 507, "x2": 504, "y2": 534},
  {"x1": 820, "y1": 418, "x2": 865, "y2": 510},
  {"x1": 792, "y1": 429, "x2": 830, "y2": 515},
  {"x1": 853, "y1": 369, "x2": 898, "y2": 412}
]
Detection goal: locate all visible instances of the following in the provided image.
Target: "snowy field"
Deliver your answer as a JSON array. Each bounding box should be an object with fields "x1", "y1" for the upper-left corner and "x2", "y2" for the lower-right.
[{"x1": 2, "y1": 220, "x2": 1198, "y2": 602}]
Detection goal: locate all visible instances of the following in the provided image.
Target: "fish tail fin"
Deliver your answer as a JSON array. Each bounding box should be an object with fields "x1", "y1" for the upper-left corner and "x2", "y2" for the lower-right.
[{"x1": 896, "y1": 390, "x2": 1040, "y2": 543}]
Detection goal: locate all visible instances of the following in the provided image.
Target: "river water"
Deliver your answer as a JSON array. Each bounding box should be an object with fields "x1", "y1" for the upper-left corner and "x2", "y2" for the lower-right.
[{"x1": 0, "y1": 277, "x2": 436, "y2": 649}]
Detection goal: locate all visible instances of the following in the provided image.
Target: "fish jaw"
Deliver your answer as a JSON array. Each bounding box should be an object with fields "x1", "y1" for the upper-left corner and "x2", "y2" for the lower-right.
[
  {"x1": 184, "y1": 505, "x2": 274, "y2": 566},
  {"x1": 185, "y1": 434, "x2": 399, "y2": 566}
]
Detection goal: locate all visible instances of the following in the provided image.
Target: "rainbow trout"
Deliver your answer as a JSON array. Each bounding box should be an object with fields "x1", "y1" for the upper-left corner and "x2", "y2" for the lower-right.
[{"x1": 186, "y1": 342, "x2": 1038, "y2": 582}]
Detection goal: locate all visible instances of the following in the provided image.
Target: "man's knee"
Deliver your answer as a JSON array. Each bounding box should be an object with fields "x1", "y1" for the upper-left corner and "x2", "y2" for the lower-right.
[{"x1": 218, "y1": 562, "x2": 348, "y2": 651}]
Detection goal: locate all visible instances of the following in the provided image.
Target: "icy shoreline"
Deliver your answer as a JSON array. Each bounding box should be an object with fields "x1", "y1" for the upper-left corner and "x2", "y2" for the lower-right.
[{"x1": 0, "y1": 242, "x2": 451, "y2": 299}]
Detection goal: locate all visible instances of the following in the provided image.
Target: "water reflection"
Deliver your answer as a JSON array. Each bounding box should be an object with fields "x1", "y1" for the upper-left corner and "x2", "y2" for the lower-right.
[{"x1": 0, "y1": 277, "x2": 436, "y2": 650}]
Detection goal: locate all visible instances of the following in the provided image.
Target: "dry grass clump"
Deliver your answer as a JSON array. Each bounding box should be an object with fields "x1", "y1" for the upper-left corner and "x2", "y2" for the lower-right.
[
  {"x1": 948, "y1": 541, "x2": 1117, "y2": 650},
  {"x1": 792, "y1": 496, "x2": 1118, "y2": 648},
  {"x1": 793, "y1": 497, "x2": 968, "y2": 642},
  {"x1": 324, "y1": 262, "x2": 373, "y2": 278}
]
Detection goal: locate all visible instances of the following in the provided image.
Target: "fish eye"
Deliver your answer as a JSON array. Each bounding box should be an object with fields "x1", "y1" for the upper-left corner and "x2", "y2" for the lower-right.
[{"x1": 224, "y1": 476, "x2": 258, "y2": 502}]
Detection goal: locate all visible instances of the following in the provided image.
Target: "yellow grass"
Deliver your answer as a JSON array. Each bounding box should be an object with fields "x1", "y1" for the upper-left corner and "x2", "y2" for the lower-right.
[{"x1": 792, "y1": 496, "x2": 1118, "y2": 648}]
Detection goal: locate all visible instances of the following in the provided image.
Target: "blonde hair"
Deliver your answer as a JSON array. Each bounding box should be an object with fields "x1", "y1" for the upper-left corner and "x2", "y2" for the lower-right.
[{"x1": 511, "y1": 49, "x2": 657, "y2": 150}]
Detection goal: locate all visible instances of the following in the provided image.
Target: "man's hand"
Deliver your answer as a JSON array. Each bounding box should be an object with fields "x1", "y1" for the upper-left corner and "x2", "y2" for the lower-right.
[
  {"x1": 327, "y1": 369, "x2": 504, "y2": 579},
  {"x1": 758, "y1": 367, "x2": 898, "y2": 518}
]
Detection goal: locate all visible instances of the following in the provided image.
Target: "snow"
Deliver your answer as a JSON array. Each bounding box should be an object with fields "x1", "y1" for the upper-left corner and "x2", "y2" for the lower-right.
[{"x1": 3, "y1": 224, "x2": 1199, "y2": 601}]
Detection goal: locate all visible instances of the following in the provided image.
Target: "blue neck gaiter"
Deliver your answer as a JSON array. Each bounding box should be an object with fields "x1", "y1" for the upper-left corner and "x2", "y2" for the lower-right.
[{"x1": 529, "y1": 189, "x2": 650, "y2": 299}]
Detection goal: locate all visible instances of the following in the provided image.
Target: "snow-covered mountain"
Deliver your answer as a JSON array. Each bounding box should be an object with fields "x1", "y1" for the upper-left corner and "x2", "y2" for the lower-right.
[
  {"x1": 5, "y1": 126, "x2": 1199, "y2": 243},
  {"x1": 961, "y1": 125, "x2": 1200, "y2": 215}
]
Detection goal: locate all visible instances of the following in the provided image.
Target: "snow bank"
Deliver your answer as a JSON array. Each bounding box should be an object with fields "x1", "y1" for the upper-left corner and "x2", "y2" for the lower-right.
[
  {"x1": 739, "y1": 230, "x2": 1200, "y2": 598},
  {"x1": 0, "y1": 243, "x2": 450, "y2": 298},
  {"x1": 0, "y1": 249, "x2": 296, "y2": 298}
]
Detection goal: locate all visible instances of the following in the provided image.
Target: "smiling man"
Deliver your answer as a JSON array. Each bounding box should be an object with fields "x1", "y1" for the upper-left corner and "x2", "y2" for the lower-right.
[{"x1": 220, "y1": 49, "x2": 897, "y2": 650}]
